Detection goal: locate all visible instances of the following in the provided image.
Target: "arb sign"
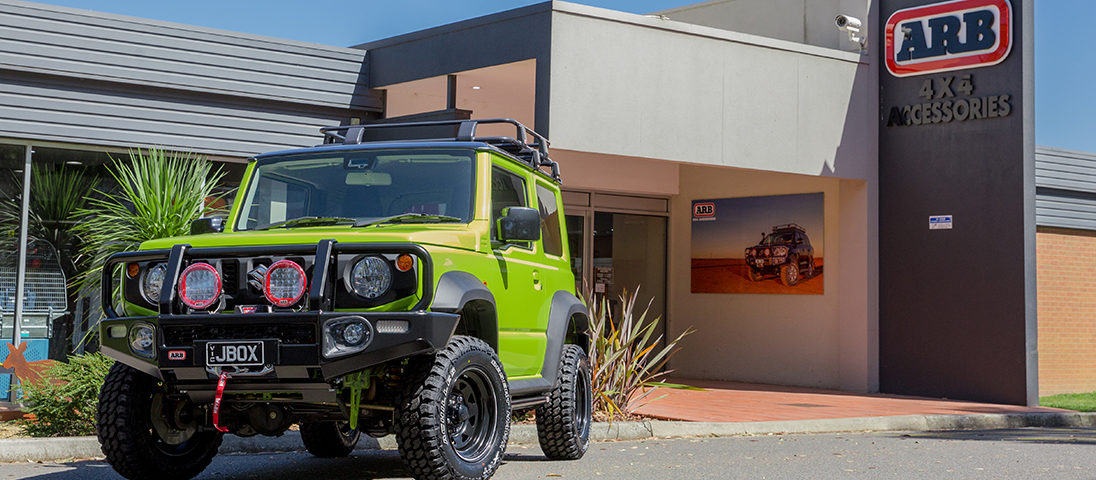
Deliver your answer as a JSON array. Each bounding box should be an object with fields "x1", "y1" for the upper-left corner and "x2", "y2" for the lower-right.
[{"x1": 885, "y1": 0, "x2": 1012, "y2": 77}]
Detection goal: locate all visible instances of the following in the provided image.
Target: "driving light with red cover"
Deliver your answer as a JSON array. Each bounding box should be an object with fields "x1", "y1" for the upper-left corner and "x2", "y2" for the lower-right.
[
  {"x1": 179, "y1": 263, "x2": 221, "y2": 309},
  {"x1": 264, "y1": 260, "x2": 306, "y2": 307}
]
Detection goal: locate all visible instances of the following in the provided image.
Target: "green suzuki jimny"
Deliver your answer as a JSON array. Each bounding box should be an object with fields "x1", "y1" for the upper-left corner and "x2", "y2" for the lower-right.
[{"x1": 95, "y1": 119, "x2": 592, "y2": 480}]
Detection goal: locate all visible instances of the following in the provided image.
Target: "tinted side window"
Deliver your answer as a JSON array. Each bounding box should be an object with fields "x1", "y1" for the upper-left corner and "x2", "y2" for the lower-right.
[
  {"x1": 491, "y1": 167, "x2": 527, "y2": 240},
  {"x1": 535, "y1": 184, "x2": 563, "y2": 256}
]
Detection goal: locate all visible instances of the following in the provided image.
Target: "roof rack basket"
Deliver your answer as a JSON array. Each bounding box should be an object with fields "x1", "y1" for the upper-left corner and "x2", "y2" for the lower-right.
[{"x1": 320, "y1": 118, "x2": 561, "y2": 182}]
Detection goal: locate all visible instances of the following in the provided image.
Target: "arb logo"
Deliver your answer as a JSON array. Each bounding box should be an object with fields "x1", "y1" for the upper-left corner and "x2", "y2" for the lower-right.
[
  {"x1": 693, "y1": 202, "x2": 715, "y2": 217},
  {"x1": 885, "y1": 0, "x2": 1012, "y2": 77}
]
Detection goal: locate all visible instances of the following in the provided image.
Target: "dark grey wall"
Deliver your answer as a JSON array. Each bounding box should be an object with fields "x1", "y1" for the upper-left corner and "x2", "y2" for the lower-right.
[
  {"x1": 0, "y1": 0, "x2": 382, "y2": 157},
  {"x1": 355, "y1": 2, "x2": 553, "y2": 135},
  {"x1": 878, "y1": 0, "x2": 1036, "y2": 405}
]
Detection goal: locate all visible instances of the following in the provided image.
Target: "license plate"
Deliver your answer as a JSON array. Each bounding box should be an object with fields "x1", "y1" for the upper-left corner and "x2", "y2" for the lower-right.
[
  {"x1": 755, "y1": 260, "x2": 763, "y2": 267},
  {"x1": 206, "y1": 341, "x2": 264, "y2": 367}
]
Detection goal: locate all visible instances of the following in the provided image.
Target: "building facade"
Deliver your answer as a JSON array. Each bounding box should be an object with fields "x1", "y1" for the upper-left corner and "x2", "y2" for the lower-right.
[{"x1": 0, "y1": 0, "x2": 1052, "y2": 405}]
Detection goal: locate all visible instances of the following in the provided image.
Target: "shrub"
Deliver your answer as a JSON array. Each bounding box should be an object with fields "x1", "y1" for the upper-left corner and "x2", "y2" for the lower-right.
[
  {"x1": 17, "y1": 353, "x2": 113, "y2": 437},
  {"x1": 585, "y1": 286, "x2": 698, "y2": 420}
]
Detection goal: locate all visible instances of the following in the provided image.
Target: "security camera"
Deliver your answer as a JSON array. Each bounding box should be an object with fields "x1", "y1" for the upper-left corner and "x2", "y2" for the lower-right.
[
  {"x1": 835, "y1": 15, "x2": 866, "y2": 50},
  {"x1": 835, "y1": 15, "x2": 862, "y2": 33}
]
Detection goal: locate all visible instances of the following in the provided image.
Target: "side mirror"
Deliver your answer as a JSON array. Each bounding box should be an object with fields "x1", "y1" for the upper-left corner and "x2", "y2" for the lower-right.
[
  {"x1": 497, "y1": 207, "x2": 540, "y2": 242},
  {"x1": 190, "y1": 216, "x2": 226, "y2": 235}
]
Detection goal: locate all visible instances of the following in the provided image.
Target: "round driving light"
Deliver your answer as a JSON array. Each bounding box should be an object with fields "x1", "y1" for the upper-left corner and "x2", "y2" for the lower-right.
[
  {"x1": 264, "y1": 260, "x2": 307, "y2": 307},
  {"x1": 342, "y1": 322, "x2": 366, "y2": 345},
  {"x1": 395, "y1": 254, "x2": 414, "y2": 272},
  {"x1": 349, "y1": 256, "x2": 392, "y2": 299},
  {"x1": 179, "y1": 263, "x2": 221, "y2": 309},
  {"x1": 129, "y1": 323, "x2": 156, "y2": 359},
  {"x1": 142, "y1": 263, "x2": 167, "y2": 303}
]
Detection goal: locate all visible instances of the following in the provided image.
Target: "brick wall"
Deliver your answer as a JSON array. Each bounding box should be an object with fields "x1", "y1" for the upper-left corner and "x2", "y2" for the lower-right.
[{"x1": 1037, "y1": 227, "x2": 1096, "y2": 395}]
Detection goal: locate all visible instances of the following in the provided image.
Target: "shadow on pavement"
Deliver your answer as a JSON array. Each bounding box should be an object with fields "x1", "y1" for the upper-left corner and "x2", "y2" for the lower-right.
[
  {"x1": 884, "y1": 427, "x2": 1096, "y2": 445},
  {"x1": 16, "y1": 449, "x2": 555, "y2": 480}
]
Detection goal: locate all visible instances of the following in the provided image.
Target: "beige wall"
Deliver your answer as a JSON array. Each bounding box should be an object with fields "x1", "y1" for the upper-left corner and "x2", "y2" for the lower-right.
[{"x1": 666, "y1": 163, "x2": 874, "y2": 391}]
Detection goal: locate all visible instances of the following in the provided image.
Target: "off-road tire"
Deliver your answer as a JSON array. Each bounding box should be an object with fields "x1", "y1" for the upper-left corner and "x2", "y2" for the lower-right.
[
  {"x1": 748, "y1": 268, "x2": 763, "y2": 282},
  {"x1": 535, "y1": 344, "x2": 592, "y2": 460},
  {"x1": 301, "y1": 421, "x2": 360, "y2": 458},
  {"x1": 98, "y1": 363, "x2": 223, "y2": 480},
  {"x1": 396, "y1": 336, "x2": 511, "y2": 480},
  {"x1": 805, "y1": 256, "x2": 815, "y2": 278},
  {"x1": 780, "y1": 258, "x2": 800, "y2": 286}
]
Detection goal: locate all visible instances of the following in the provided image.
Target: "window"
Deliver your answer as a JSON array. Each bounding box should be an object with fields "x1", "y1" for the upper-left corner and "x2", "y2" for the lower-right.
[
  {"x1": 536, "y1": 184, "x2": 563, "y2": 256},
  {"x1": 491, "y1": 166, "x2": 527, "y2": 241}
]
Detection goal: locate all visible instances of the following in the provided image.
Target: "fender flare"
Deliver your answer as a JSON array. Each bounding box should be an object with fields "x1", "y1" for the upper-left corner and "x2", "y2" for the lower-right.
[
  {"x1": 431, "y1": 271, "x2": 498, "y2": 350},
  {"x1": 512, "y1": 290, "x2": 590, "y2": 396}
]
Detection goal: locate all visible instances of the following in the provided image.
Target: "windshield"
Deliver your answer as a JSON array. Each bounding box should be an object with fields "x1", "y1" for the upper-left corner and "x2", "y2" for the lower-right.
[
  {"x1": 235, "y1": 149, "x2": 475, "y2": 231},
  {"x1": 762, "y1": 231, "x2": 796, "y2": 245}
]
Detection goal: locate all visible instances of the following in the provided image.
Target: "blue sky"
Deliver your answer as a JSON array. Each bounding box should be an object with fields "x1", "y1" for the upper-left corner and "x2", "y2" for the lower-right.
[{"x1": 34, "y1": 0, "x2": 1091, "y2": 153}]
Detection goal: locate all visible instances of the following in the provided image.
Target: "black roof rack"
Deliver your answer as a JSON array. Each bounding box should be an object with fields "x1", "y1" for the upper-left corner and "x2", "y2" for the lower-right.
[
  {"x1": 320, "y1": 118, "x2": 561, "y2": 182},
  {"x1": 772, "y1": 223, "x2": 806, "y2": 232}
]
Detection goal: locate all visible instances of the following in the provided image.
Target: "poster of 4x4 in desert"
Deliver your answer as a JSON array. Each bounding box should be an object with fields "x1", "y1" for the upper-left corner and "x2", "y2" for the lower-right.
[{"x1": 691, "y1": 193, "x2": 823, "y2": 295}]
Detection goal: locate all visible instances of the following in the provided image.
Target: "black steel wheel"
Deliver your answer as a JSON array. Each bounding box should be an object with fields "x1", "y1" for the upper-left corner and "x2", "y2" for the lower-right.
[
  {"x1": 97, "y1": 363, "x2": 222, "y2": 480},
  {"x1": 301, "y1": 421, "x2": 360, "y2": 458},
  {"x1": 396, "y1": 336, "x2": 510, "y2": 480},
  {"x1": 535, "y1": 344, "x2": 592, "y2": 460}
]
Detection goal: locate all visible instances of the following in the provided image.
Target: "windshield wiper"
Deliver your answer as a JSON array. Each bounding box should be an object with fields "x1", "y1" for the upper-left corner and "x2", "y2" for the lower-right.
[
  {"x1": 352, "y1": 213, "x2": 463, "y2": 228},
  {"x1": 256, "y1": 216, "x2": 356, "y2": 231}
]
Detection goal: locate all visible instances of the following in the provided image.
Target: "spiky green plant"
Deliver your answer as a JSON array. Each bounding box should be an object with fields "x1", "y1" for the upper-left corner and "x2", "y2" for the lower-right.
[
  {"x1": 73, "y1": 148, "x2": 224, "y2": 305},
  {"x1": 584, "y1": 286, "x2": 698, "y2": 420}
]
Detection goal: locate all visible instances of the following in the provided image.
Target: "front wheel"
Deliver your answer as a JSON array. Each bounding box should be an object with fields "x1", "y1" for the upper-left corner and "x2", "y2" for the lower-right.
[
  {"x1": 780, "y1": 259, "x2": 800, "y2": 286},
  {"x1": 396, "y1": 336, "x2": 511, "y2": 480},
  {"x1": 535, "y1": 344, "x2": 592, "y2": 460},
  {"x1": 97, "y1": 363, "x2": 223, "y2": 480},
  {"x1": 748, "y1": 267, "x2": 763, "y2": 282}
]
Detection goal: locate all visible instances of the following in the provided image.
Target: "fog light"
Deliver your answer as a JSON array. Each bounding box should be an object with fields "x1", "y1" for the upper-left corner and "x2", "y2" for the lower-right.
[
  {"x1": 322, "y1": 316, "x2": 373, "y2": 358},
  {"x1": 129, "y1": 322, "x2": 156, "y2": 359},
  {"x1": 342, "y1": 322, "x2": 366, "y2": 345}
]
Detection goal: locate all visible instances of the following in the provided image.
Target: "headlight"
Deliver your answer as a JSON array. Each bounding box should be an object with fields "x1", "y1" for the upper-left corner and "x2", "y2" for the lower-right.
[
  {"x1": 773, "y1": 246, "x2": 789, "y2": 256},
  {"x1": 129, "y1": 322, "x2": 156, "y2": 359},
  {"x1": 264, "y1": 260, "x2": 307, "y2": 307},
  {"x1": 179, "y1": 263, "x2": 221, "y2": 309},
  {"x1": 347, "y1": 256, "x2": 392, "y2": 299},
  {"x1": 142, "y1": 264, "x2": 167, "y2": 303}
]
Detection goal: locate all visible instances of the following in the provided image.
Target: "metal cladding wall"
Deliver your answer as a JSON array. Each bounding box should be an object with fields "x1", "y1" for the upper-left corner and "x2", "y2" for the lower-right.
[
  {"x1": 0, "y1": 0, "x2": 382, "y2": 157},
  {"x1": 878, "y1": 0, "x2": 1036, "y2": 405},
  {"x1": 1036, "y1": 147, "x2": 1096, "y2": 230}
]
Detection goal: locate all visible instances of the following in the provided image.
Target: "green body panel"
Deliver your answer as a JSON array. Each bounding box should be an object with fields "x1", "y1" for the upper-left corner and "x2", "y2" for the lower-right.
[{"x1": 126, "y1": 150, "x2": 576, "y2": 381}]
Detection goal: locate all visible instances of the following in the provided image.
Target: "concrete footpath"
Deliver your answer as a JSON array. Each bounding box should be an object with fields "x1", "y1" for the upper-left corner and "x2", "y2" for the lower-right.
[{"x1": 2, "y1": 411, "x2": 1095, "y2": 464}]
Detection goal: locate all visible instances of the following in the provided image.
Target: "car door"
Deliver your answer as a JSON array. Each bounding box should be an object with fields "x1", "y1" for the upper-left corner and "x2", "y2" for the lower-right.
[{"x1": 488, "y1": 162, "x2": 552, "y2": 378}]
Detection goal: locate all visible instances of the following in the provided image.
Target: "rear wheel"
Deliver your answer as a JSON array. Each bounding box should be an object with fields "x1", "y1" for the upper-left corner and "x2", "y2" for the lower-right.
[
  {"x1": 97, "y1": 363, "x2": 222, "y2": 480},
  {"x1": 396, "y1": 336, "x2": 510, "y2": 480},
  {"x1": 301, "y1": 421, "x2": 360, "y2": 458},
  {"x1": 535, "y1": 344, "x2": 592, "y2": 460},
  {"x1": 805, "y1": 256, "x2": 815, "y2": 278}
]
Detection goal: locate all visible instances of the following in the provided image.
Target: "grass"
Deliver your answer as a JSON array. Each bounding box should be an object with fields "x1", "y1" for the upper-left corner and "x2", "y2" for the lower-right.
[{"x1": 1040, "y1": 391, "x2": 1096, "y2": 412}]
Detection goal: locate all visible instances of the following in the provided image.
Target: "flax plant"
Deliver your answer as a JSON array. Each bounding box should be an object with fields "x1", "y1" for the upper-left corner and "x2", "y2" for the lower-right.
[
  {"x1": 73, "y1": 148, "x2": 224, "y2": 305},
  {"x1": 585, "y1": 286, "x2": 698, "y2": 420}
]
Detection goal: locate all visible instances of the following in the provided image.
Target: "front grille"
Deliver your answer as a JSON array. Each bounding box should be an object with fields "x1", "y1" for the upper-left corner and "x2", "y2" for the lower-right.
[
  {"x1": 221, "y1": 260, "x2": 238, "y2": 295},
  {"x1": 163, "y1": 324, "x2": 316, "y2": 345}
]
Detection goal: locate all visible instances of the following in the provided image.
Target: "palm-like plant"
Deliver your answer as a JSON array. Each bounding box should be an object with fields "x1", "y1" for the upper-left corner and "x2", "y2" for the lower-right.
[
  {"x1": 0, "y1": 166, "x2": 101, "y2": 270},
  {"x1": 73, "y1": 148, "x2": 225, "y2": 303},
  {"x1": 585, "y1": 286, "x2": 698, "y2": 420}
]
